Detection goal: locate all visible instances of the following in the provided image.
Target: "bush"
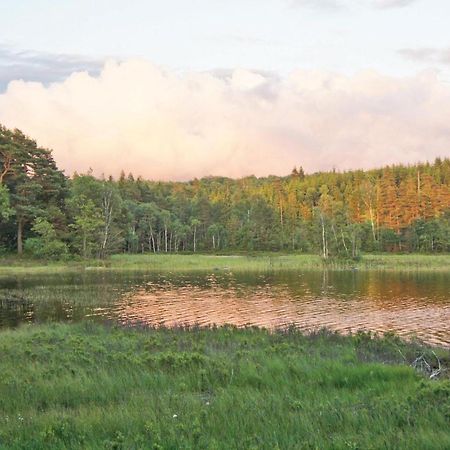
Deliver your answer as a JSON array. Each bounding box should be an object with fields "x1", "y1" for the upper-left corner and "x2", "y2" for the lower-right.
[
  {"x1": 24, "y1": 237, "x2": 69, "y2": 260},
  {"x1": 23, "y1": 217, "x2": 70, "y2": 260}
]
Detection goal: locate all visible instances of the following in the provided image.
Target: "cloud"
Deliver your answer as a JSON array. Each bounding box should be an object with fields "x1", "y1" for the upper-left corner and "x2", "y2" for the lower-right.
[
  {"x1": 289, "y1": 0, "x2": 418, "y2": 10},
  {"x1": 0, "y1": 44, "x2": 104, "y2": 92},
  {"x1": 372, "y1": 0, "x2": 418, "y2": 8},
  {"x1": 0, "y1": 60, "x2": 448, "y2": 180},
  {"x1": 289, "y1": 0, "x2": 343, "y2": 9},
  {"x1": 399, "y1": 47, "x2": 450, "y2": 65}
]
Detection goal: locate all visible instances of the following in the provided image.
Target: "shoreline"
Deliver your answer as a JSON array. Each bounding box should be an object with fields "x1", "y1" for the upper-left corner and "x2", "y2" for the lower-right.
[{"x1": 0, "y1": 253, "x2": 449, "y2": 275}]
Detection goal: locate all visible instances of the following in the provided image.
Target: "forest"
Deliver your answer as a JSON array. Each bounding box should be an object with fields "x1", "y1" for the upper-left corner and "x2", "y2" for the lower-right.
[{"x1": 0, "y1": 124, "x2": 449, "y2": 259}]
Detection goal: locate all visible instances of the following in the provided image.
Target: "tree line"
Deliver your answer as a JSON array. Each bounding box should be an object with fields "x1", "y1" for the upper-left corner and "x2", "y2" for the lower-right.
[{"x1": 1, "y1": 125, "x2": 449, "y2": 259}]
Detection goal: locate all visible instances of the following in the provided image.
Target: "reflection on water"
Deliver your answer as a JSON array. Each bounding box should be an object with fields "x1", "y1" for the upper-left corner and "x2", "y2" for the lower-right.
[{"x1": 0, "y1": 270, "x2": 449, "y2": 346}]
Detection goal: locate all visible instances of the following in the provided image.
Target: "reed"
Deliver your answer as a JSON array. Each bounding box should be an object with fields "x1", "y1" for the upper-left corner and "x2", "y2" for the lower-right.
[{"x1": 0, "y1": 252, "x2": 449, "y2": 276}]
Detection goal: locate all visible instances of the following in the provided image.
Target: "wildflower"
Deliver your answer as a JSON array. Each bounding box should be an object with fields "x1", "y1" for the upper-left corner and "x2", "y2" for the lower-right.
[{"x1": 172, "y1": 414, "x2": 178, "y2": 418}]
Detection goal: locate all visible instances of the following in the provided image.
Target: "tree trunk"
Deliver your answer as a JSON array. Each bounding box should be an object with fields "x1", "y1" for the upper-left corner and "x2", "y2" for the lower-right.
[
  {"x1": 0, "y1": 153, "x2": 12, "y2": 184},
  {"x1": 279, "y1": 201, "x2": 284, "y2": 226},
  {"x1": 340, "y1": 229, "x2": 349, "y2": 256},
  {"x1": 331, "y1": 223, "x2": 339, "y2": 249},
  {"x1": 352, "y1": 231, "x2": 357, "y2": 258},
  {"x1": 164, "y1": 225, "x2": 168, "y2": 252},
  {"x1": 149, "y1": 227, "x2": 156, "y2": 253},
  {"x1": 417, "y1": 170, "x2": 421, "y2": 197},
  {"x1": 82, "y1": 232, "x2": 87, "y2": 258},
  {"x1": 156, "y1": 233, "x2": 161, "y2": 252},
  {"x1": 17, "y1": 218, "x2": 23, "y2": 255},
  {"x1": 320, "y1": 214, "x2": 327, "y2": 259},
  {"x1": 100, "y1": 191, "x2": 113, "y2": 259}
]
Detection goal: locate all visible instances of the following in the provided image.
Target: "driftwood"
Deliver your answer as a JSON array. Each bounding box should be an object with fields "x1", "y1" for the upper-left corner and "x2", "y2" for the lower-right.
[{"x1": 412, "y1": 351, "x2": 446, "y2": 379}]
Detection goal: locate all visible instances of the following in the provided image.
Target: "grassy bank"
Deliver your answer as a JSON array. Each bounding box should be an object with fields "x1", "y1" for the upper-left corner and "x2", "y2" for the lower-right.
[
  {"x1": 109, "y1": 253, "x2": 450, "y2": 272},
  {"x1": 0, "y1": 252, "x2": 449, "y2": 275},
  {"x1": 0, "y1": 323, "x2": 448, "y2": 449}
]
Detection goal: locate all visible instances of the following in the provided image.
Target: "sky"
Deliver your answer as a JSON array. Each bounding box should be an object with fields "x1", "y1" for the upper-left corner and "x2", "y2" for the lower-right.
[{"x1": 0, "y1": 0, "x2": 449, "y2": 179}]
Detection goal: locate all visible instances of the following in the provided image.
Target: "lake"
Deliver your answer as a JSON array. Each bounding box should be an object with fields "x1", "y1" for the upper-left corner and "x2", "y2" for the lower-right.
[{"x1": 0, "y1": 269, "x2": 449, "y2": 346}]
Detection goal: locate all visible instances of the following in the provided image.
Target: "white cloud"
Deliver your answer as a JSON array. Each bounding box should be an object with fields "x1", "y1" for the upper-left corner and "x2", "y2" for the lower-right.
[
  {"x1": 372, "y1": 0, "x2": 418, "y2": 8},
  {"x1": 0, "y1": 60, "x2": 448, "y2": 180},
  {"x1": 289, "y1": 0, "x2": 342, "y2": 9},
  {"x1": 290, "y1": 0, "x2": 419, "y2": 10}
]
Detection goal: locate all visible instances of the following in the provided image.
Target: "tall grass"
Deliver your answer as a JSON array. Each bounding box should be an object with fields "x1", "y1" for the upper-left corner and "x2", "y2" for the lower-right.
[
  {"x1": 110, "y1": 253, "x2": 450, "y2": 272},
  {"x1": 0, "y1": 253, "x2": 449, "y2": 276},
  {"x1": 0, "y1": 323, "x2": 448, "y2": 449}
]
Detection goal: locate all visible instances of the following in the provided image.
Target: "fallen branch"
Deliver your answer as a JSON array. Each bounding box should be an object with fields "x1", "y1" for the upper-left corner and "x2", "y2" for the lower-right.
[{"x1": 411, "y1": 352, "x2": 447, "y2": 380}]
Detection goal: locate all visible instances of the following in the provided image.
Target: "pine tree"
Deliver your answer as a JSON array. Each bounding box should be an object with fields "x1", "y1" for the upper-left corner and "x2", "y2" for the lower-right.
[{"x1": 0, "y1": 126, "x2": 67, "y2": 254}]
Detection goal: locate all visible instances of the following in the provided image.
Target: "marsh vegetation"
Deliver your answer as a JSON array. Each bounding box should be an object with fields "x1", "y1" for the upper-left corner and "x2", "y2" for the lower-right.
[{"x1": 0, "y1": 323, "x2": 448, "y2": 449}]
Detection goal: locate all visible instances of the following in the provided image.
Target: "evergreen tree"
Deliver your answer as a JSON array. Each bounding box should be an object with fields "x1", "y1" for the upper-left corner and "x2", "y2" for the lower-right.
[{"x1": 0, "y1": 126, "x2": 67, "y2": 254}]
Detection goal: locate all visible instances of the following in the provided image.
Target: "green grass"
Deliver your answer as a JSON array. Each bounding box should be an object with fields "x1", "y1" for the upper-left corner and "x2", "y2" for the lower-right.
[
  {"x1": 0, "y1": 323, "x2": 448, "y2": 449},
  {"x1": 360, "y1": 253, "x2": 450, "y2": 270},
  {"x1": 0, "y1": 252, "x2": 449, "y2": 276}
]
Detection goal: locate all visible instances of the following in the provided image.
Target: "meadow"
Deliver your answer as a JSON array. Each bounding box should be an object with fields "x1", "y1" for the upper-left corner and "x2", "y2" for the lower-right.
[{"x1": 0, "y1": 323, "x2": 448, "y2": 449}]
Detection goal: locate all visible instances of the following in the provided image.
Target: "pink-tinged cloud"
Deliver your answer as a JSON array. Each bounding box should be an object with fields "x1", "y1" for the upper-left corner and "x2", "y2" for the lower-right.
[{"x1": 0, "y1": 60, "x2": 448, "y2": 180}]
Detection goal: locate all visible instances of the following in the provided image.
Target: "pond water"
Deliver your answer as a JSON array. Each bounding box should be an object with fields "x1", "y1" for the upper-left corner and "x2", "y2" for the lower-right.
[{"x1": 0, "y1": 270, "x2": 449, "y2": 346}]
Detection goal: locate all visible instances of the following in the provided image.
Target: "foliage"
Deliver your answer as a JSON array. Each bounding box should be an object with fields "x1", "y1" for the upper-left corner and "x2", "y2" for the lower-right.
[
  {"x1": 1, "y1": 124, "x2": 449, "y2": 259},
  {"x1": 0, "y1": 125, "x2": 67, "y2": 255},
  {"x1": 24, "y1": 218, "x2": 69, "y2": 260},
  {"x1": 0, "y1": 184, "x2": 13, "y2": 221},
  {"x1": 67, "y1": 194, "x2": 104, "y2": 258}
]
